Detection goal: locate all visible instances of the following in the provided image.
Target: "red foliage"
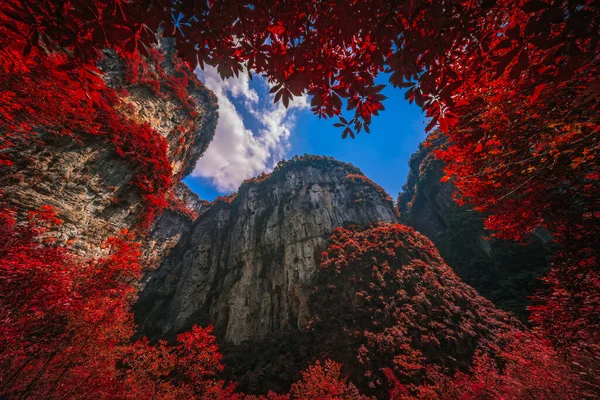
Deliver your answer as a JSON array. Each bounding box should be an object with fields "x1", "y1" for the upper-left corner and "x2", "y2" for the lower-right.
[
  {"x1": 0, "y1": 0, "x2": 598, "y2": 395},
  {"x1": 168, "y1": 195, "x2": 199, "y2": 221},
  {"x1": 433, "y1": 66, "x2": 599, "y2": 345},
  {"x1": 1, "y1": 0, "x2": 595, "y2": 237},
  {"x1": 1, "y1": 0, "x2": 595, "y2": 139},
  {"x1": 304, "y1": 223, "x2": 587, "y2": 398},
  {"x1": 0, "y1": 36, "x2": 173, "y2": 231},
  {"x1": 214, "y1": 192, "x2": 239, "y2": 205},
  {"x1": 0, "y1": 207, "x2": 591, "y2": 398},
  {"x1": 529, "y1": 245, "x2": 600, "y2": 348},
  {"x1": 0, "y1": 205, "x2": 234, "y2": 399},
  {"x1": 242, "y1": 172, "x2": 272, "y2": 186},
  {"x1": 345, "y1": 173, "x2": 396, "y2": 211},
  {"x1": 0, "y1": 206, "x2": 141, "y2": 398},
  {"x1": 123, "y1": 46, "x2": 200, "y2": 114},
  {"x1": 414, "y1": 333, "x2": 581, "y2": 400},
  {"x1": 122, "y1": 326, "x2": 238, "y2": 399},
  {"x1": 311, "y1": 223, "x2": 520, "y2": 396},
  {"x1": 290, "y1": 360, "x2": 368, "y2": 400}
]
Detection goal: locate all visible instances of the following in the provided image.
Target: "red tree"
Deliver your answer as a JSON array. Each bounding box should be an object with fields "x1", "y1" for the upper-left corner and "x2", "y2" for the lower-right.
[
  {"x1": 290, "y1": 360, "x2": 368, "y2": 400},
  {"x1": 0, "y1": 205, "x2": 233, "y2": 399}
]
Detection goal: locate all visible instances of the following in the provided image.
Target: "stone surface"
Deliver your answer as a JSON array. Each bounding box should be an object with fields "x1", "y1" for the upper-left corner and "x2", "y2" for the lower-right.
[
  {"x1": 135, "y1": 157, "x2": 399, "y2": 344},
  {"x1": 0, "y1": 38, "x2": 217, "y2": 259},
  {"x1": 98, "y1": 38, "x2": 218, "y2": 178},
  {"x1": 397, "y1": 143, "x2": 552, "y2": 319},
  {"x1": 142, "y1": 182, "x2": 209, "y2": 268}
]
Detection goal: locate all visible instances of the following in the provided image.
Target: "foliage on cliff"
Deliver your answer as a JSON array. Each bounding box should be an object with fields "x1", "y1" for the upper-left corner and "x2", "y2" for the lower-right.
[
  {"x1": 241, "y1": 155, "x2": 365, "y2": 186},
  {"x1": 201, "y1": 154, "x2": 388, "y2": 218},
  {"x1": 0, "y1": 0, "x2": 597, "y2": 396},
  {"x1": 0, "y1": 17, "x2": 216, "y2": 232},
  {"x1": 397, "y1": 143, "x2": 553, "y2": 320},
  {"x1": 0, "y1": 206, "x2": 237, "y2": 399},
  {"x1": 223, "y1": 223, "x2": 584, "y2": 398},
  {"x1": 1, "y1": 0, "x2": 597, "y2": 353},
  {"x1": 0, "y1": 44, "x2": 169, "y2": 230},
  {"x1": 1, "y1": 0, "x2": 595, "y2": 139},
  {"x1": 310, "y1": 223, "x2": 520, "y2": 396}
]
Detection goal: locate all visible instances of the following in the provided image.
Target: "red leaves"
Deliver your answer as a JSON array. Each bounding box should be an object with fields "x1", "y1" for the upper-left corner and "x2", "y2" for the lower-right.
[
  {"x1": 0, "y1": 1, "x2": 598, "y2": 395},
  {"x1": 2, "y1": 0, "x2": 596, "y2": 142},
  {"x1": 0, "y1": 205, "x2": 233, "y2": 399},
  {"x1": 530, "y1": 245, "x2": 600, "y2": 348},
  {"x1": 0, "y1": 32, "x2": 191, "y2": 232},
  {"x1": 267, "y1": 20, "x2": 286, "y2": 37},
  {"x1": 426, "y1": 333, "x2": 581, "y2": 399},
  {"x1": 311, "y1": 223, "x2": 524, "y2": 396},
  {"x1": 496, "y1": 47, "x2": 521, "y2": 78},
  {"x1": 437, "y1": 112, "x2": 459, "y2": 132},
  {"x1": 0, "y1": 212, "x2": 138, "y2": 399},
  {"x1": 508, "y1": 49, "x2": 529, "y2": 79},
  {"x1": 290, "y1": 360, "x2": 367, "y2": 399},
  {"x1": 529, "y1": 82, "x2": 546, "y2": 104},
  {"x1": 271, "y1": 85, "x2": 295, "y2": 108}
]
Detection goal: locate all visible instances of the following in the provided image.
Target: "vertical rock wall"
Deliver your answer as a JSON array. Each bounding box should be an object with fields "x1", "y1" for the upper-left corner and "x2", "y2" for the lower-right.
[
  {"x1": 0, "y1": 38, "x2": 217, "y2": 259},
  {"x1": 136, "y1": 157, "x2": 399, "y2": 343},
  {"x1": 397, "y1": 143, "x2": 552, "y2": 319}
]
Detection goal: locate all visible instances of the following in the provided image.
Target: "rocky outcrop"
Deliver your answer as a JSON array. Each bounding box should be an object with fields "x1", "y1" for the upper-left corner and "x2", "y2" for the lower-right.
[
  {"x1": 0, "y1": 38, "x2": 217, "y2": 258},
  {"x1": 143, "y1": 183, "x2": 209, "y2": 268},
  {"x1": 135, "y1": 156, "x2": 399, "y2": 344},
  {"x1": 397, "y1": 143, "x2": 459, "y2": 247},
  {"x1": 397, "y1": 143, "x2": 552, "y2": 320},
  {"x1": 99, "y1": 38, "x2": 217, "y2": 178}
]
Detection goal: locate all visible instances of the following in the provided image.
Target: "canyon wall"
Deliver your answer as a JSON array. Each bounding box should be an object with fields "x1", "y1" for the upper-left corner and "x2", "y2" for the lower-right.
[
  {"x1": 135, "y1": 157, "x2": 399, "y2": 343},
  {"x1": 0, "y1": 38, "x2": 217, "y2": 260},
  {"x1": 397, "y1": 143, "x2": 552, "y2": 319}
]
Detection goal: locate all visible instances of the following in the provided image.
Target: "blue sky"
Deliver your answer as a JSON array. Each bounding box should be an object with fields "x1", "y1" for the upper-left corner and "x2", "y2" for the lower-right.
[{"x1": 185, "y1": 70, "x2": 427, "y2": 201}]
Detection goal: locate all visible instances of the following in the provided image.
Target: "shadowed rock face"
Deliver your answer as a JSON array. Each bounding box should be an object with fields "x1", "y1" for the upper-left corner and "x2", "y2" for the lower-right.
[
  {"x1": 135, "y1": 157, "x2": 399, "y2": 344},
  {"x1": 397, "y1": 143, "x2": 552, "y2": 320},
  {"x1": 0, "y1": 38, "x2": 217, "y2": 259},
  {"x1": 142, "y1": 183, "x2": 209, "y2": 269}
]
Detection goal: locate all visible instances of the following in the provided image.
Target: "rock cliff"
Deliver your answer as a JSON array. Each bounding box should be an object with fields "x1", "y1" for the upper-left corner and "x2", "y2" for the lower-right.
[
  {"x1": 143, "y1": 182, "x2": 209, "y2": 268},
  {"x1": 135, "y1": 156, "x2": 399, "y2": 344},
  {"x1": 397, "y1": 143, "x2": 552, "y2": 319},
  {"x1": 0, "y1": 38, "x2": 217, "y2": 259}
]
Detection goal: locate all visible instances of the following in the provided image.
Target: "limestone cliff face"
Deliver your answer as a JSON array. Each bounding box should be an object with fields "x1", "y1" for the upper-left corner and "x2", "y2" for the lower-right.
[
  {"x1": 135, "y1": 157, "x2": 399, "y2": 344},
  {"x1": 99, "y1": 38, "x2": 217, "y2": 178},
  {"x1": 0, "y1": 38, "x2": 217, "y2": 259},
  {"x1": 397, "y1": 144, "x2": 465, "y2": 250},
  {"x1": 397, "y1": 144, "x2": 552, "y2": 319},
  {"x1": 143, "y1": 183, "x2": 209, "y2": 268}
]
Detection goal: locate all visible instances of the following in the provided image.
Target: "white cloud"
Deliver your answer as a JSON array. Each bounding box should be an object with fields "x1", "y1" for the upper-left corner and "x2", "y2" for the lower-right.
[{"x1": 191, "y1": 66, "x2": 308, "y2": 192}]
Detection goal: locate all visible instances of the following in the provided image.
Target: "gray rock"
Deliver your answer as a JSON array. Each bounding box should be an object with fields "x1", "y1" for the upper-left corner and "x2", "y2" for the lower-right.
[
  {"x1": 397, "y1": 143, "x2": 552, "y2": 320},
  {"x1": 143, "y1": 182, "x2": 209, "y2": 269},
  {"x1": 136, "y1": 157, "x2": 399, "y2": 344},
  {"x1": 0, "y1": 38, "x2": 217, "y2": 260}
]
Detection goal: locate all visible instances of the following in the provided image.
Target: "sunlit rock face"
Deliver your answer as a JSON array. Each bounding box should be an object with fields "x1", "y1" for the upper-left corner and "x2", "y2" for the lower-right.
[
  {"x1": 135, "y1": 156, "x2": 399, "y2": 344},
  {"x1": 0, "y1": 38, "x2": 217, "y2": 259},
  {"x1": 99, "y1": 38, "x2": 218, "y2": 179}
]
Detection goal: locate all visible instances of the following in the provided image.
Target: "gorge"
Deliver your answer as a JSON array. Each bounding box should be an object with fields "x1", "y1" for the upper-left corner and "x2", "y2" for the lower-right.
[{"x1": 1, "y1": 29, "x2": 592, "y2": 399}]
